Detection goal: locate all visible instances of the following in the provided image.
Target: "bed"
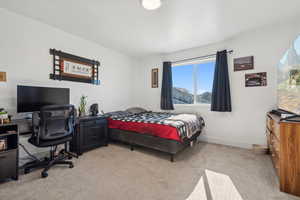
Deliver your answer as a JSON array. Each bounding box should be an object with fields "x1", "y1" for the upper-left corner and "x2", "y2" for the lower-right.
[{"x1": 105, "y1": 108, "x2": 205, "y2": 162}]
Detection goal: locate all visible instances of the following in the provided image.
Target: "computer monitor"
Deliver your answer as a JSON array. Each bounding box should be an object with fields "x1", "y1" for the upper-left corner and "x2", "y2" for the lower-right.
[{"x1": 17, "y1": 85, "x2": 70, "y2": 113}]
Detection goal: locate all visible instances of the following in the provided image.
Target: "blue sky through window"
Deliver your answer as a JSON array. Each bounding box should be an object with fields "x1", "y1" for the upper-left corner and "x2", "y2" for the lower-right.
[
  {"x1": 172, "y1": 64, "x2": 193, "y2": 93},
  {"x1": 197, "y1": 61, "x2": 215, "y2": 94},
  {"x1": 172, "y1": 61, "x2": 215, "y2": 94}
]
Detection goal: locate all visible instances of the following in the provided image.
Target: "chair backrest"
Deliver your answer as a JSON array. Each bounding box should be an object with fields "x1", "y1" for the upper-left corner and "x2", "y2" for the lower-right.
[{"x1": 37, "y1": 104, "x2": 75, "y2": 140}]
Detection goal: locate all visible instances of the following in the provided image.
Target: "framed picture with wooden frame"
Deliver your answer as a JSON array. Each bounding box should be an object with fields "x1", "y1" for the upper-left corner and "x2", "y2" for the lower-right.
[
  {"x1": 49, "y1": 48, "x2": 100, "y2": 85},
  {"x1": 151, "y1": 68, "x2": 159, "y2": 88},
  {"x1": 234, "y1": 56, "x2": 254, "y2": 71},
  {"x1": 245, "y1": 72, "x2": 267, "y2": 87},
  {"x1": 60, "y1": 57, "x2": 93, "y2": 79},
  {"x1": 0, "y1": 72, "x2": 6, "y2": 82}
]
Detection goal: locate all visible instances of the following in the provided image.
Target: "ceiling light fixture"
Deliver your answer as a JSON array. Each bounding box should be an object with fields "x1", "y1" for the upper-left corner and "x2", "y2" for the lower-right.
[{"x1": 141, "y1": 0, "x2": 162, "y2": 10}]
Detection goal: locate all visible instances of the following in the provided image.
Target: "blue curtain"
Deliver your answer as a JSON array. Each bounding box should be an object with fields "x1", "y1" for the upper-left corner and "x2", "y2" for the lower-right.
[
  {"x1": 161, "y1": 62, "x2": 174, "y2": 110},
  {"x1": 211, "y1": 50, "x2": 232, "y2": 112}
]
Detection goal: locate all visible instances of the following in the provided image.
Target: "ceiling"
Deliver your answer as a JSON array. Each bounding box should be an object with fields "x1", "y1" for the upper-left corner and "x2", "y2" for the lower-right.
[{"x1": 1, "y1": 0, "x2": 300, "y2": 57}]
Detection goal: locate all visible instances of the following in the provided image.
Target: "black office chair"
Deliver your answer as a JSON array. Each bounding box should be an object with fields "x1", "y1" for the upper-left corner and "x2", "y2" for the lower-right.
[{"x1": 23, "y1": 104, "x2": 77, "y2": 178}]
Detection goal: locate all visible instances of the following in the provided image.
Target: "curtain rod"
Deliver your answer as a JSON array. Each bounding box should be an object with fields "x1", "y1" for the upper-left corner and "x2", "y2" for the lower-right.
[{"x1": 171, "y1": 50, "x2": 234, "y2": 64}]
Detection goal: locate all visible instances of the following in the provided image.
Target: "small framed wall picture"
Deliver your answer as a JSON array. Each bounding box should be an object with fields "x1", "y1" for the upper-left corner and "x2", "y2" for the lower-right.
[
  {"x1": 234, "y1": 56, "x2": 254, "y2": 71},
  {"x1": 0, "y1": 72, "x2": 7, "y2": 82},
  {"x1": 245, "y1": 72, "x2": 267, "y2": 87},
  {"x1": 151, "y1": 68, "x2": 159, "y2": 88}
]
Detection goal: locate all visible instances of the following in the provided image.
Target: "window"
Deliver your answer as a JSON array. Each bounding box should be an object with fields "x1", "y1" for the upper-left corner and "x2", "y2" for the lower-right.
[{"x1": 172, "y1": 59, "x2": 215, "y2": 105}]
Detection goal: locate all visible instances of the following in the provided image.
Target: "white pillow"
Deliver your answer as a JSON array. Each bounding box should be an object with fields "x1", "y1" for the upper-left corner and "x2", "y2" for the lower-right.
[{"x1": 125, "y1": 107, "x2": 147, "y2": 114}]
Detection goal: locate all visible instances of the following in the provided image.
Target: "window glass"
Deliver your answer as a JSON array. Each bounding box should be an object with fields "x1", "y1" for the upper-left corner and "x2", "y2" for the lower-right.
[
  {"x1": 196, "y1": 61, "x2": 215, "y2": 104},
  {"x1": 172, "y1": 64, "x2": 194, "y2": 104},
  {"x1": 172, "y1": 60, "x2": 215, "y2": 105}
]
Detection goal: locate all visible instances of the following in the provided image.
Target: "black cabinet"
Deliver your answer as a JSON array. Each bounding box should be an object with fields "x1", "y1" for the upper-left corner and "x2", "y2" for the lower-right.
[
  {"x1": 0, "y1": 124, "x2": 18, "y2": 181},
  {"x1": 70, "y1": 116, "x2": 108, "y2": 155}
]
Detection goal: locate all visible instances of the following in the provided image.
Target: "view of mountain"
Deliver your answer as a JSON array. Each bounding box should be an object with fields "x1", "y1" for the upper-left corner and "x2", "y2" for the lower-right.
[{"x1": 172, "y1": 87, "x2": 211, "y2": 104}]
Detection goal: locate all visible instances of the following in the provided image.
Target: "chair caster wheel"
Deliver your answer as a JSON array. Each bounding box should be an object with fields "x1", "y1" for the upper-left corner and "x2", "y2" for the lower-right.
[
  {"x1": 41, "y1": 171, "x2": 48, "y2": 178},
  {"x1": 69, "y1": 164, "x2": 74, "y2": 168}
]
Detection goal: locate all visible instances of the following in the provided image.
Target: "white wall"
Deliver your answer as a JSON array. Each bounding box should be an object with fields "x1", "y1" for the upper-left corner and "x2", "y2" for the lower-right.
[
  {"x1": 133, "y1": 18, "x2": 300, "y2": 148},
  {"x1": 1, "y1": 7, "x2": 300, "y2": 149},
  {"x1": 0, "y1": 8, "x2": 137, "y2": 117}
]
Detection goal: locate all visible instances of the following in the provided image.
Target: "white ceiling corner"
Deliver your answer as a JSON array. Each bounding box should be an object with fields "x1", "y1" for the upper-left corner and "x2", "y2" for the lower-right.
[{"x1": 1, "y1": 0, "x2": 300, "y2": 57}]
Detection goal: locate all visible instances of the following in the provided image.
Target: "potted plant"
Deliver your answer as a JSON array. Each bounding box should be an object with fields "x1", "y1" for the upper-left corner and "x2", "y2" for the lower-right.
[
  {"x1": 78, "y1": 95, "x2": 87, "y2": 117},
  {"x1": 0, "y1": 108, "x2": 8, "y2": 124}
]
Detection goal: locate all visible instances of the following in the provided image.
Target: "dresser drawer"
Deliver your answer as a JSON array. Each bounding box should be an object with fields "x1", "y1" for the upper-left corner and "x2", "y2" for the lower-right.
[
  {"x1": 267, "y1": 115, "x2": 273, "y2": 131},
  {"x1": 270, "y1": 134, "x2": 280, "y2": 156},
  {"x1": 266, "y1": 129, "x2": 271, "y2": 148},
  {"x1": 271, "y1": 151, "x2": 280, "y2": 176},
  {"x1": 269, "y1": 134, "x2": 280, "y2": 177},
  {"x1": 273, "y1": 122, "x2": 280, "y2": 141}
]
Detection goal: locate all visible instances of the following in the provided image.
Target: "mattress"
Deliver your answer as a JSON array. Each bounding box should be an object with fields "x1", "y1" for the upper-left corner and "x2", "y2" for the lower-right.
[
  {"x1": 108, "y1": 118, "x2": 182, "y2": 142},
  {"x1": 106, "y1": 111, "x2": 204, "y2": 142}
]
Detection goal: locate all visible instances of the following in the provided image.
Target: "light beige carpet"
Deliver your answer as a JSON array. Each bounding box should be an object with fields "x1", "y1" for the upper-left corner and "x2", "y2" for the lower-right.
[{"x1": 0, "y1": 142, "x2": 299, "y2": 200}]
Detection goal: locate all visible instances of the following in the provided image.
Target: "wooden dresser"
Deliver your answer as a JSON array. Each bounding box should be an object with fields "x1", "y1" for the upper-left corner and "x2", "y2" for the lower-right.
[{"x1": 266, "y1": 112, "x2": 300, "y2": 196}]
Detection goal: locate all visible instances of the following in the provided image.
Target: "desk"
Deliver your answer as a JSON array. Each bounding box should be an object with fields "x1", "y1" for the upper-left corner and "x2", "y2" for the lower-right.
[{"x1": 12, "y1": 115, "x2": 108, "y2": 157}]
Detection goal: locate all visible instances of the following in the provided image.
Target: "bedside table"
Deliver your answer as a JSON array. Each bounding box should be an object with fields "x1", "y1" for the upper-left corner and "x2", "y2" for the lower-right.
[{"x1": 70, "y1": 116, "x2": 108, "y2": 155}]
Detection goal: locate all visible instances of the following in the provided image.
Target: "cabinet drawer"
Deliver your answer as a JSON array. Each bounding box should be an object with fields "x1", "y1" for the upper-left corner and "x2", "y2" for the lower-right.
[
  {"x1": 81, "y1": 125, "x2": 107, "y2": 148},
  {"x1": 271, "y1": 151, "x2": 280, "y2": 176},
  {"x1": 80, "y1": 120, "x2": 96, "y2": 127},
  {"x1": 269, "y1": 137, "x2": 280, "y2": 176},
  {"x1": 95, "y1": 119, "x2": 107, "y2": 125},
  {"x1": 270, "y1": 134, "x2": 280, "y2": 156},
  {"x1": 83, "y1": 126, "x2": 100, "y2": 144},
  {"x1": 80, "y1": 118, "x2": 107, "y2": 127},
  {"x1": 0, "y1": 150, "x2": 17, "y2": 180},
  {"x1": 273, "y1": 122, "x2": 280, "y2": 141},
  {"x1": 273, "y1": 137, "x2": 280, "y2": 155},
  {"x1": 266, "y1": 129, "x2": 271, "y2": 148}
]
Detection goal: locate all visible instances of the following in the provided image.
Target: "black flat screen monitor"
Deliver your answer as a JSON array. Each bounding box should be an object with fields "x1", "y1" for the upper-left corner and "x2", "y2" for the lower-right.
[{"x1": 17, "y1": 85, "x2": 70, "y2": 113}]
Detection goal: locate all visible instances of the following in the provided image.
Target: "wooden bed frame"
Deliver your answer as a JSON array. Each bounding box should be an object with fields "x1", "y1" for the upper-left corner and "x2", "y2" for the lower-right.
[{"x1": 109, "y1": 128, "x2": 202, "y2": 162}]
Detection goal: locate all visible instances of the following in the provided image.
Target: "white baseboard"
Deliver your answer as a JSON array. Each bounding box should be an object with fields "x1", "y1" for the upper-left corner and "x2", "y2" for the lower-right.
[{"x1": 198, "y1": 135, "x2": 253, "y2": 149}]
